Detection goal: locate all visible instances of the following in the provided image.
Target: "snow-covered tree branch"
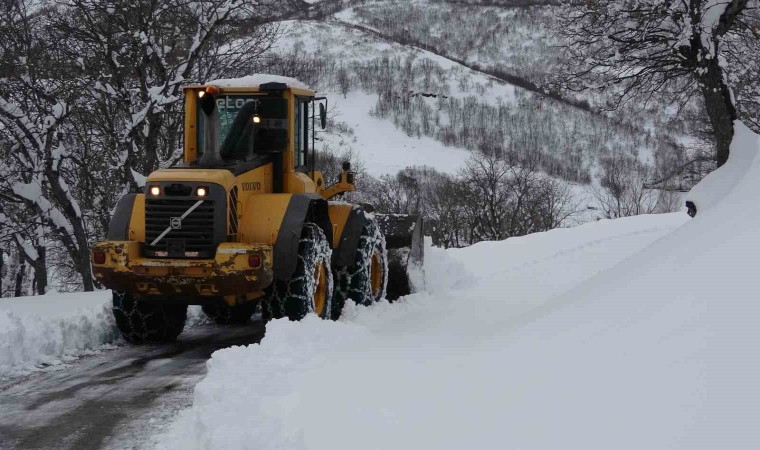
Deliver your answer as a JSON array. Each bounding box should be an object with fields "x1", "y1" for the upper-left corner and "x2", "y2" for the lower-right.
[
  {"x1": 0, "y1": 0, "x2": 278, "y2": 296},
  {"x1": 557, "y1": 0, "x2": 759, "y2": 167}
]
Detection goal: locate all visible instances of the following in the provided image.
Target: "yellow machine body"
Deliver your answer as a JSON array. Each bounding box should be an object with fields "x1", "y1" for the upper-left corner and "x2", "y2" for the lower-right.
[{"x1": 92, "y1": 81, "x2": 357, "y2": 306}]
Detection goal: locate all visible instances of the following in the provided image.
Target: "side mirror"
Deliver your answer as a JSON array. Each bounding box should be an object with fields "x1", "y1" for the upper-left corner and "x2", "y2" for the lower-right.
[{"x1": 319, "y1": 103, "x2": 326, "y2": 129}]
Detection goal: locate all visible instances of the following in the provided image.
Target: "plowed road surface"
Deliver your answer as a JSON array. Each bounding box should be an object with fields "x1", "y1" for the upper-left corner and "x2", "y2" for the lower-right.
[{"x1": 0, "y1": 322, "x2": 265, "y2": 450}]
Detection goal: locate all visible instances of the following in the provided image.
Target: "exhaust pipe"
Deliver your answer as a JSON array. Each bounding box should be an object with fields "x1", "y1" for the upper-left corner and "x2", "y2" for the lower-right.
[{"x1": 198, "y1": 92, "x2": 224, "y2": 166}]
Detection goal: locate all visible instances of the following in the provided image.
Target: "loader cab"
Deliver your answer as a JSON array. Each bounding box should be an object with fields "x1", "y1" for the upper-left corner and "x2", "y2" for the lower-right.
[
  {"x1": 181, "y1": 81, "x2": 325, "y2": 194},
  {"x1": 202, "y1": 95, "x2": 289, "y2": 161}
]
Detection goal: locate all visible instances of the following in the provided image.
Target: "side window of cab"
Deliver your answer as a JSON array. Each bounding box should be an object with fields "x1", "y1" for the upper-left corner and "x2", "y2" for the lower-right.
[{"x1": 295, "y1": 97, "x2": 309, "y2": 170}]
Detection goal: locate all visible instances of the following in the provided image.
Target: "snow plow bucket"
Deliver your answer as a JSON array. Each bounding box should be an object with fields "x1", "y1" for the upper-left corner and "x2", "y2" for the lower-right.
[{"x1": 375, "y1": 214, "x2": 424, "y2": 300}]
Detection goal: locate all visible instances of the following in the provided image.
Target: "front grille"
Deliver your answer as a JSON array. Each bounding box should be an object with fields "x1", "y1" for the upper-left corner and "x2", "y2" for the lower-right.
[{"x1": 144, "y1": 198, "x2": 216, "y2": 258}]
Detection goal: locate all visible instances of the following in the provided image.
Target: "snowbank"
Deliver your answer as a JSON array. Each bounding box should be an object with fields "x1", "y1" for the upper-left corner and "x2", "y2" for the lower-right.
[
  {"x1": 0, "y1": 291, "x2": 119, "y2": 377},
  {"x1": 154, "y1": 214, "x2": 690, "y2": 448},
  {"x1": 686, "y1": 121, "x2": 759, "y2": 214},
  {"x1": 0, "y1": 292, "x2": 207, "y2": 377},
  {"x1": 155, "y1": 122, "x2": 760, "y2": 450}
]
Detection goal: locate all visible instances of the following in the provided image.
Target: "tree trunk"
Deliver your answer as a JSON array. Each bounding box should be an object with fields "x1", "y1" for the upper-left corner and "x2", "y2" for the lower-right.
[
  {"x1": 79, "y1": 250, "x2": 95, "y2": 291},
  {"x1": 700, "y1": 59, "x2": 736, "y2": 167},
  {"x1": 32, "y1": 246, "x2": 47, "y2": 295},
  {"x1": 14, "y1": 258, "x2": 26, "y2": 297},
  {"x1": 43, "y1": 136, "x2": 95, "y2": 292}
]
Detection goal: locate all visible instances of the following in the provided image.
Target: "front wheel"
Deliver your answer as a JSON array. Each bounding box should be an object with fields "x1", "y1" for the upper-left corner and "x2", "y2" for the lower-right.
[
  {"x1": 112, "y1": 291, "x2": 187, "y2": 344},
  {"x1": 262, "y1": 223, "x2": 334, "y2": 321},
  {"x1": 332, "y1": 215, "x2": 388, "y2": 320}
]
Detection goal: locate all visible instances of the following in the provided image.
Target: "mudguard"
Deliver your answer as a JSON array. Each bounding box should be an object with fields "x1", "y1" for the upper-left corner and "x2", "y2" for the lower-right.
[
  {"x1": 273, "y1": 194, "x2": 332, "y2": 281},
  {"x1": 332, "y1": 207, "x2": 366, "y2": 268},
  {"x1": 106, "y1": 193, "x2": 138, "y2": 240}
]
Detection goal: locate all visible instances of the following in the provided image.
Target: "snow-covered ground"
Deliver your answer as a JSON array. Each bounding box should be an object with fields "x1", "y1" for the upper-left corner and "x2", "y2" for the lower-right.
[
  {"x1": 270, "y1": 18, "x2": 676, "y2": 222},
  {"x1": 270, "y1": 20, "x2": 479, "y2": 177},
  {"x1": 153, "y1": 123, "x2": 759, "y2": 449},
  {"x1": 328, "y1": 91, "x2": 471, "y2": 175}
]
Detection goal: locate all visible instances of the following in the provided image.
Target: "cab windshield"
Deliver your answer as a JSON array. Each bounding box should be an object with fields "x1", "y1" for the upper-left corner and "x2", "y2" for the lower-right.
[{"x1": 196, "y1": 94, "x2": 288, "y2": 162}]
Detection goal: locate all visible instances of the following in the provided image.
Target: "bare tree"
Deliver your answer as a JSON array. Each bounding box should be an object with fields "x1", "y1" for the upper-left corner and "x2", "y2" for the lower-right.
[
  {"x1": 459, "y1": 151, "x2": 513, "y2": 241},
  {"x1": 52, "y1": 0, "x2": 279, "y2": 190},
  {"x1": 0, "y1": 0, "x2": 92, "y2": 291},
  {"x1": 593, "y1": 153, "x2": 677, "y2": 219},
  {"x1": 355, "y1": 155, "x2": 579, "y2": 248},
  {"x1": 557, "y1": 0, "x2": 759, "y2": 167},
  {"x1": 362, "y1": 168, "x2": 425, "y2": 216},
  {"x1": 0, "y1": 0, "x2": 279, "y2": 296},
  {"x1": 336, "y1": 63, "x2": 351, "y2": 98},
  {"x1": 422, "y1": 172, "x2": 468, "y2": 248},
  {"x1": 457, "y1": 150, "x2": 579, "y2": 243}
]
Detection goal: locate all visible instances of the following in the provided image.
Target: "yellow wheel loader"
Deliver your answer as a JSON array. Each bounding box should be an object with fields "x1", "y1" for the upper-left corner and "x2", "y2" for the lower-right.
[{"x1": 91, "y1": 76, "x2": 423, "y2": 344}]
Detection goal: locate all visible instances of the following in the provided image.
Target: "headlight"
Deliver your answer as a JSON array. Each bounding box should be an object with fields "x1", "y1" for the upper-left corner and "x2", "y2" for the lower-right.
[
  {"x1": 150, "y1": 186, "x2": 160, "y2": 196},
  {"x1": 196, "y1": 187, "x2": 207, "y2": 197}
]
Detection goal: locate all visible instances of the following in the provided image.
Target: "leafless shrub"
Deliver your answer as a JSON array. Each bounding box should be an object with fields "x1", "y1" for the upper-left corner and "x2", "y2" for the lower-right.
[
  {"x1": 593, "y1": 153, "x2": 679, "y2": 219},
  {"x1": 358, "y1": 154, "x2": 580, "y2": 248}
]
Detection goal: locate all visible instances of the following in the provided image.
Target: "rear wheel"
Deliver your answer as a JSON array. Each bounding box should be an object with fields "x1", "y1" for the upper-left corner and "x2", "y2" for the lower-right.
[
  {"x1": 112, "y1": 291, "x2": 187, "y2": 344},
  {"x1": 262, "y1": 223, "x2": 334, "y2": 321},
  {"x1": 332, "y1": 216, "x2": 388, "y2": 319},
  {"x1": 202, "y1": 301, "x2": 257, "y2": 325}
]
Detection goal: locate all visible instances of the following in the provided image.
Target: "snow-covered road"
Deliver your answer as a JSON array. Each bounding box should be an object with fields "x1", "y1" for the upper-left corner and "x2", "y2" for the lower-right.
[
  {"x1": 151, "y1": 122, "x2": 760, "y2": 450},
  {"x1": 153, "y1": 213, "x2": 689, "y2": 450},
  {"x1": 0, "y1": 323, "x2": 265, "y2": 450}
]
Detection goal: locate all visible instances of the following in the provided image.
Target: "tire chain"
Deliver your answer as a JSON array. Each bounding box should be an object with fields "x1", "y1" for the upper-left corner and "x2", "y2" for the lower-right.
[
  {"x1": 331, "y1": 215, "x2": 388, "y2": 319},
  {"x1": 262, "y1": 223, "x2": 334, "y2": 321},
  {"x1": 112, "y1": 291, "x2": 187, "y2": 344}
]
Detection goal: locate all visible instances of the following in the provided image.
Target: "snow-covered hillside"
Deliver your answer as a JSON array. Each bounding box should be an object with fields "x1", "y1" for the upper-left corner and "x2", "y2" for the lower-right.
[
  {"x1": 281, "y1": 2, "x2": 695, "y2": 184},
  {"x1": 152, "y1": 122, "x2": 759, "y2": 450},
  {"x1": 268, "y1": 11, "x2": 690, "y2": 222},
  {"x1": 316, "y1": 91, "x2": 471, "y2": 175}
]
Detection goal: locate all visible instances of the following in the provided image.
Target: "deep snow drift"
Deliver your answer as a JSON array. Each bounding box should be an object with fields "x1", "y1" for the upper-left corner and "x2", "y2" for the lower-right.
[{"x1": 154, "y1": 123, "x2": 759, "y2": 450}]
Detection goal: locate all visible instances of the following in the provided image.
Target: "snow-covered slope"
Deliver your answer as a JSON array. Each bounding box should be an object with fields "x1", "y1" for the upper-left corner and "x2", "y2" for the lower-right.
[
  {"x1": 153, "y1": 124, "x2": 759, "y2": 449},
  {"x1": 271, "y1": 20, "x2": 477, "y2": 176},
  {"x1": 269, "y1": 17, "x2": 684, "y2": 219},
  {"x1": 325, "y1": 92, "x2": 471, "y2": 175},
  {"x1": 288, "y1": 10, "x2": 689, "y2": 182}
]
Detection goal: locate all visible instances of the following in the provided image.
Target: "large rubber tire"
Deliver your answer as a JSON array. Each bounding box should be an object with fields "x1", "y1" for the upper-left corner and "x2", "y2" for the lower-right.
[
  {"x1": 262, "y1": 223, "x2": 334, "y2": 321},
  {"x1": 202, "y1": 301, "x2": 257, "y2": 325},
  {"x1": 112, "y1": 291, "x2": 187, "y2": 344},
  {"x1": 331, "y1": 216, "x2": 388, "y2": 320}
]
